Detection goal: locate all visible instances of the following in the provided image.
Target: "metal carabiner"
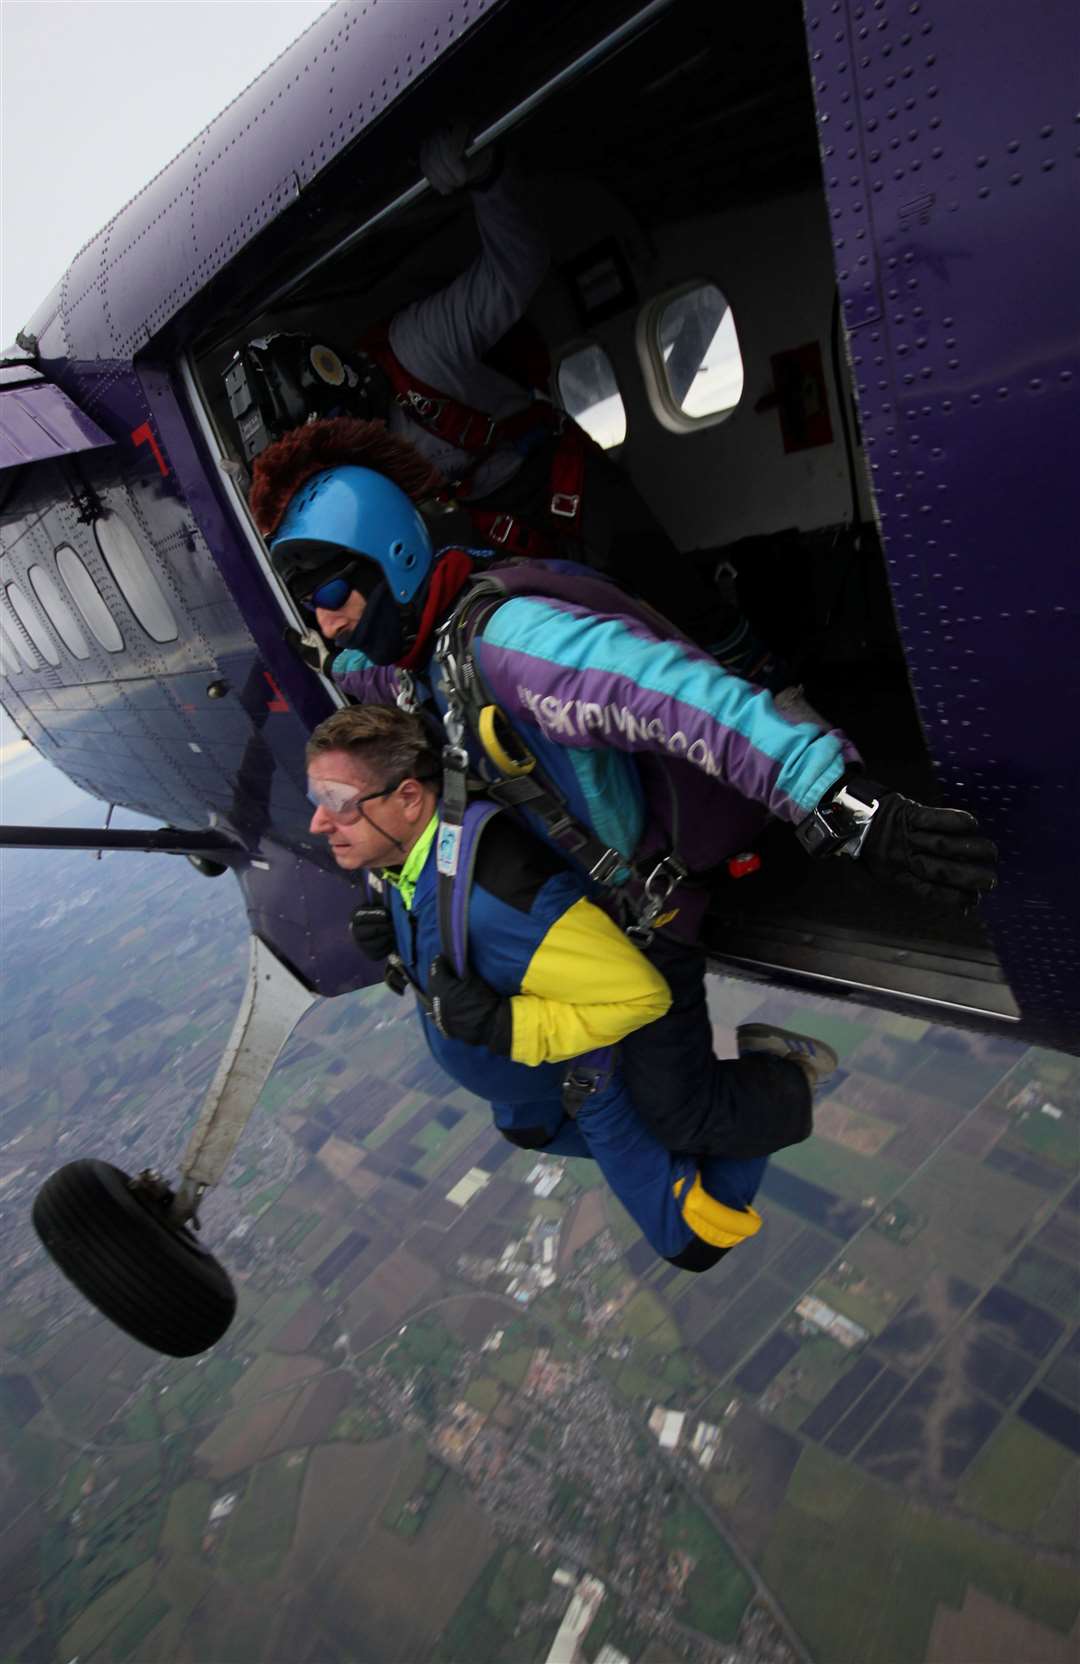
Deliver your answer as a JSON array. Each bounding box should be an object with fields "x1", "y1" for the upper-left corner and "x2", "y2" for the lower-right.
[
  {"x1": 394, "y1": 668, "x2": 418, "y2": 714},
  {"x1": 643, "y1": 853, "x2": 688, "y2": 904},
  {"x1": 626, "y1": 853, "x2": 688, "y2": 948}
]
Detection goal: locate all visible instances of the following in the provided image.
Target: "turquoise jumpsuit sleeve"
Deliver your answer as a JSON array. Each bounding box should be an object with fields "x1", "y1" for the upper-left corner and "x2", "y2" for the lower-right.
[
  {"x1": 474, "y1": 594, "x2": 861, "y2": 822},
  {"x1": 332, "y1": 648, "x2": 402, "y2": 703}
]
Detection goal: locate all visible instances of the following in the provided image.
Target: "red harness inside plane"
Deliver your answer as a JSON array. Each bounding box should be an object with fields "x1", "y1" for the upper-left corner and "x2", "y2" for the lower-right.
[{"x1": 362, "y1": 325, "x2": 593, "y2": 562}]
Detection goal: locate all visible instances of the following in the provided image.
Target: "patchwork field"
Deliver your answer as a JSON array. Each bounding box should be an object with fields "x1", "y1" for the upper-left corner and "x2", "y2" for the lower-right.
[
  {"x1": 763, "y1": 1480, "x2": 1080, "y2": 1664},
  {"x1": 957, "y1": 1420, "x2": 1075, "y2": 1531}
]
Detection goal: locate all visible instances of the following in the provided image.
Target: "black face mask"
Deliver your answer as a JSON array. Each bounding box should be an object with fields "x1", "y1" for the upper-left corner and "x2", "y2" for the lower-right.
[{"x1": 341, "y1": 579, "x2": 407, "y2": 665}]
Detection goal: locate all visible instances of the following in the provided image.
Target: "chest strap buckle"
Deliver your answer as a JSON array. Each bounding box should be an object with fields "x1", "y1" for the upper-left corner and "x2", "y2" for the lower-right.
[
  {"x1": 562, "y1": 1065, "x2": 602, "y2": 1119},
  {"x1": 588, "y1": 847, "x2": 627, "y2": 885}
]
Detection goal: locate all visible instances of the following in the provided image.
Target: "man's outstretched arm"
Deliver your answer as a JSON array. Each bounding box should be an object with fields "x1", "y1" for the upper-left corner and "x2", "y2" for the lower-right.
[
  {"x1": 390, "y1": 129, "x2": 550, "y2": 384},
  {"x1": 475, "y1": 596, "x2": 996, "y2": 909}
]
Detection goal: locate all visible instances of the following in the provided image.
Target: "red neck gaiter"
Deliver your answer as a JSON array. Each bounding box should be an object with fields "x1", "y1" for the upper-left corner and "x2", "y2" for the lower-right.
[{"x1": 398, "y1": 548, "x2": 475, "y2": 671}]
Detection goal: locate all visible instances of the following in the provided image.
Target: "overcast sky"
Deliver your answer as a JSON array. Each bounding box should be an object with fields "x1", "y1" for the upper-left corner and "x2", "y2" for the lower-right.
[
  {"x1": 1, "y1": 0, "x2": 329, "y2": 344},
  {"x1": 0, "y1": 0, "x2": 327, "y2": 818}
]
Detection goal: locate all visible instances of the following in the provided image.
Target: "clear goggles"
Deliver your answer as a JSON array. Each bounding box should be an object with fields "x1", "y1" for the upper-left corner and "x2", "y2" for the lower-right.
[{"x1": 306, "y1": 776, "x2": 401, "y2": 825}]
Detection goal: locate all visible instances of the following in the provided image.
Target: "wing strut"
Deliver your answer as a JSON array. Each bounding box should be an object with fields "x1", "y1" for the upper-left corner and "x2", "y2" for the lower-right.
[
  {"x1": 171, "y1": 936, "x2": 318, "y2": 1222},
  {"x1": 0, "y1": 824, "x2": 246, "y2": 862}
]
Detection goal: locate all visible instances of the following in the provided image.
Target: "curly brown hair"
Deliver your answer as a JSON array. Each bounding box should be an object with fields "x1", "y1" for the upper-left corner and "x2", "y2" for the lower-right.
[{"x1": 249, "y1": 418, "x2": 447, "y2": 539}]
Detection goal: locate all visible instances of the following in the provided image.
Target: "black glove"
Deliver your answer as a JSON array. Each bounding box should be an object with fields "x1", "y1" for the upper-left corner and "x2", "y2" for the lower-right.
[
  {"x1": 428, "y1": 956, "x2": 512, "y2": 1055},
  {"x1": 844, "y1": 774, "x2": 998, "y2": 911},
  {"x1": 350, "y1": 905, "x2": 396, "y2": 961}
]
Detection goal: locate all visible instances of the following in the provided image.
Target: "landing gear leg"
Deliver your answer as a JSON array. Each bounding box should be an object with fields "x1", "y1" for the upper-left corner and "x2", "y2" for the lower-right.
[{"x1": 171, "y1": 936, "x2": 320, "y2": 1223}]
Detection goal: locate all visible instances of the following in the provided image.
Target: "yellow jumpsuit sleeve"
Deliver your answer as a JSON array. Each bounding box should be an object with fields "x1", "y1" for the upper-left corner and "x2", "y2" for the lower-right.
[{"x1": 508, "y1": 896, "x2": 672, "y2": 1066}]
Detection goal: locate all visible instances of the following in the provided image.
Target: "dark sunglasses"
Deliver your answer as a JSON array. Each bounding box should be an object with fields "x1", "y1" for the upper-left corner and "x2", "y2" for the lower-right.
[{"x1": 302, "y1": 575, "x2": 354, "y2": 614}]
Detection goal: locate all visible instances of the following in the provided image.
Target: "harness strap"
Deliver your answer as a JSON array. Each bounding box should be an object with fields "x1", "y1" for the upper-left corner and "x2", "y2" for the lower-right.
[
  {"x1": 485, "y1": 774, "x2": 626, "y2": 884},
  {"x1": 364, "y1": 326, "x2": 595, "y2": 559},
  {"x1": 363, "y1": 326, "x2": 562, "y2": 457},
  {"x1": 548, "y1": 425, "x2": 588, "y2": 532},
  {"x1": 435, "y1": 798, "x2": 502, "y2": 979},
  {"x1": 468, "y1": 508, "x2": 555, "y2": 562}
]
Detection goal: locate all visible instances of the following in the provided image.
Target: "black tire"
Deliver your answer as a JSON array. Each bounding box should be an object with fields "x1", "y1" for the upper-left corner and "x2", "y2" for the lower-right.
[
  {"x1": 31, "y1": 1161, "x2": 236, "y2": 1357},
  {"x1": 185, "y1": 854, "x2": 227, "y2": 877}
]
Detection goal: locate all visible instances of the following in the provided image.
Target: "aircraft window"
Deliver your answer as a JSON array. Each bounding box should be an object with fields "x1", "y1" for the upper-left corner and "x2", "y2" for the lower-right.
[
  {"x1": 645, "y1": 282, "x2": 744, "y2": 427},
  {"x1": 56, "y1": 545, "x2": 125, "y2": 653},
  {"x1": 0, "y1": 608, "x2": 38, "y2": 672},
  {"x1": 556, "y1": 345, "x2": 627, "y2": 450},
  {"x1": 5, "y1": 583, "x2": 60, "y2": 667},
  {"x1": 93, "y1": 514, "x2": 179, "y2": 644},
  {"x1": 29, "y1": 564, "x2": 91, "y2": 660}
]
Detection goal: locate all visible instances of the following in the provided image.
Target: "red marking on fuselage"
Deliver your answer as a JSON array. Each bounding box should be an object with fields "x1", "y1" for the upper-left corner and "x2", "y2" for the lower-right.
[
  {"x1": 131, "y1": 421, "x2": 169, "y2": 476},
  {"x1": 263, "y1": 672, "x2": 289, "y2": 713}
]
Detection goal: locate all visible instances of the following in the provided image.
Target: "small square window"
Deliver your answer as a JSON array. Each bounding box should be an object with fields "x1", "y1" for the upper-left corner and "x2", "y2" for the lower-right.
[
  {"x1": 640, "y1": 282, "x2": 744, "y2": 431},
  {"x1": 556, "y1": 344, "x2": 627, "y2": 450}
]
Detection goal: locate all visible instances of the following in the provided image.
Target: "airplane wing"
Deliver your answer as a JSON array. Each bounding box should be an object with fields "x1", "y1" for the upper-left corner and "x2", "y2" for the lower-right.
[{"x1": 0, "y1": 362, "x2": 113, "y2": 471}]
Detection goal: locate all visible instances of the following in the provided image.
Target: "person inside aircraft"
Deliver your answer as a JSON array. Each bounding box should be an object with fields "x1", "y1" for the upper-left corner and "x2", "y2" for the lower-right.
[
  {"x1": 306, "y1": 702, "x2": 823, "y2": 1270},
  {"x1": 253, "y1": 424, "x2": 998, "y2": 1163},
  {"x1": 228, "y1": 122, "x2": 782, "y2": 685}
]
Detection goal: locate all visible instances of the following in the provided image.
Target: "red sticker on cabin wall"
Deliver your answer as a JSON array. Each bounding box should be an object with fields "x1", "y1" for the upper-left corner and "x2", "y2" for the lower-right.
[
  {"x1": 131, "y1": 421, "x2": 170, "y2": 476},
  {"x1": 263, "y1": 671, "x2": 289, "y2": 713},
  {"x1": 768, "y1": 343, "x2": 834, "y2": 453}
]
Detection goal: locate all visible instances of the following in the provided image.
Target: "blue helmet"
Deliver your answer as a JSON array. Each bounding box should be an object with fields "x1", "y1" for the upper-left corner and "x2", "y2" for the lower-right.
[{"x1": 270, "y1": 466, "x2": 434, "y2": 603}]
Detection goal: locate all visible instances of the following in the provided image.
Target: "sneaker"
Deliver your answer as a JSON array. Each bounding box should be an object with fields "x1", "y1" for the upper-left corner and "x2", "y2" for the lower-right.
[{"x1": 736, "y1": 1024, "x2": 839, "y2": 1091}]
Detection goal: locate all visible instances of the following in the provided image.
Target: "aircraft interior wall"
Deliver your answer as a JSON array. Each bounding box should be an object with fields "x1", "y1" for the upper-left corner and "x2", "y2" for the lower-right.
[{"x1": 527, "y1": 184, "x2": 877, "y2": 548}]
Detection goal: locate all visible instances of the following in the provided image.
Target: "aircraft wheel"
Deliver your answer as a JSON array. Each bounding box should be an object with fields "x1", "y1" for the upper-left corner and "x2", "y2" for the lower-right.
[
  {"x1": 185, "y1": 854, "x2": 227, "y2": 877},
  {"x1": 31, "y1": 1161, "x2": 236, "y2": 1357}
]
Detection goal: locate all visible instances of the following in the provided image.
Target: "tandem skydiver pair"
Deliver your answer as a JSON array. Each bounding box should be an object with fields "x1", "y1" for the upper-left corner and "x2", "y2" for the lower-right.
[
  {"x1": 272, "y1": 444, "x2": 997, "y2": 1174},
  {"x1": 305, "y1": 701, "x2": 840, "y2": 1270},
  {"x1": 244, "y1": 127, "x2": 995, "y2": 1266}
]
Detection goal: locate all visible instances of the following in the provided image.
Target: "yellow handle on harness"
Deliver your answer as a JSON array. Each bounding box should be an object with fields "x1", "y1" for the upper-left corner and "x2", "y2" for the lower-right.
[{"x1": 478, "y1": 704, "x2": 536, "y2": 777}]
